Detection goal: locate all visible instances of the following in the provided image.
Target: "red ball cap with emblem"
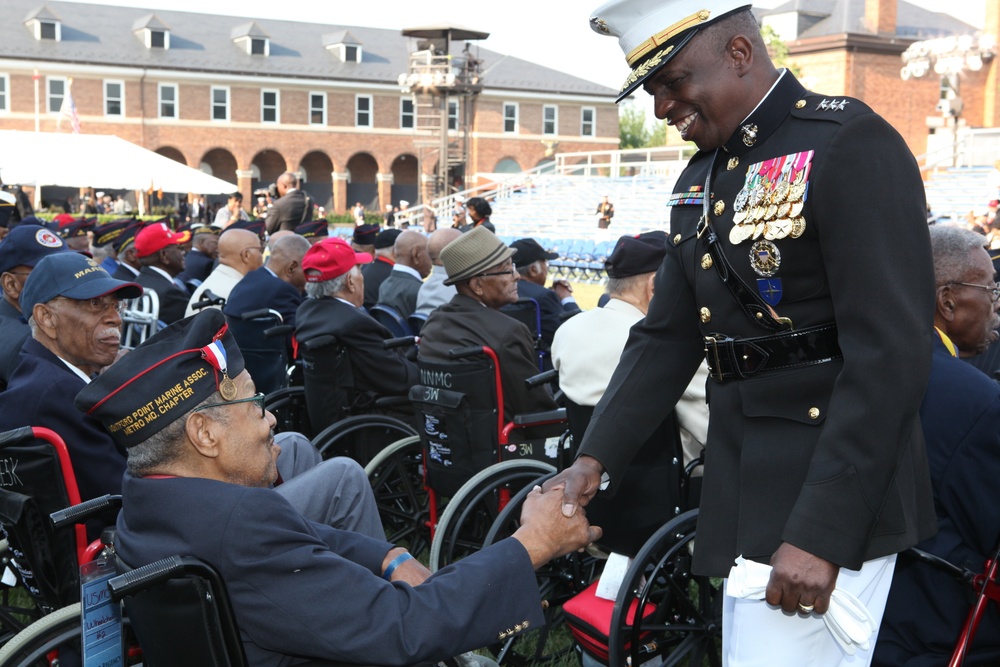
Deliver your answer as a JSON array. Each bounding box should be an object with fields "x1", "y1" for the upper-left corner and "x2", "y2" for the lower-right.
[
  {"x1": 134, "y1": 222, "x2": 191, "y2": 258},
  {"x1": 302, "y1": 237, "x2": 372, "y2": 282}
]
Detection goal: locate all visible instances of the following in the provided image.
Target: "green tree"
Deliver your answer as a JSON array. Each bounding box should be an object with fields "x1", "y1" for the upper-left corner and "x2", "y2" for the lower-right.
[
  {"x1": 760, "y1": 25, "x2": 801, "y2": 77},
  {"x1": 619, "y1": 102, "x2": 650, "y2": 149}
]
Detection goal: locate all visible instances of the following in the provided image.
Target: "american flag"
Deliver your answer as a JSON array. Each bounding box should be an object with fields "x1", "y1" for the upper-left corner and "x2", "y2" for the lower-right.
[{"x1": 58, "y1": 78, "x2": 81, "y2": 134}]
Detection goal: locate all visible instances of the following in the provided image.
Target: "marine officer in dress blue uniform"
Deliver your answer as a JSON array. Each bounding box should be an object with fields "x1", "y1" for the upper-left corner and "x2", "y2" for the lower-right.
[{"x1": 546, "y1": 1, "x2": 937, "y2": 664}]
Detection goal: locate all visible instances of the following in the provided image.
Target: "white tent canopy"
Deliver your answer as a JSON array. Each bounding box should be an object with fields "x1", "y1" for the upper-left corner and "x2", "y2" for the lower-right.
[{"x1": 0, "y1": 131, "x2": 237, "y2": 195}]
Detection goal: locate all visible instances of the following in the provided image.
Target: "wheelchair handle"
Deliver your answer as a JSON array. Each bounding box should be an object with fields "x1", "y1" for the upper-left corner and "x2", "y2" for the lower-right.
[
  {"x1": 191, "y1": 290, "x2": 225, "y2": 312},
  {"x1": 384, "y1": 336, "x2": 417, "y2": 350},
  {"x1": 50, "y1": 494, "x2": 123, "y2": 530},
  {"x1": 301, "y1": 334, "x2": 338, "y2": 351},
  {"x1": 108, "y1": 554, "x2": 186, "y2": 599},
  {"x1": 240, "y1": 308, "x2": 282, "y2": 322},
  {"x1": 0, "y1": 426, "x2": 34, "y2": 448},
  {"x1": 525, "y1": 369, "x2": 558, "y2": 389},
  {"x1": 448, "y1": 346, "x2": 486, "y2": 360}
]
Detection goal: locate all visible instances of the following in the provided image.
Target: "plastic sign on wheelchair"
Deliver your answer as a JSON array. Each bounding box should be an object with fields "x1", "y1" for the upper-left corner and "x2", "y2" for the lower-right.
[{"x1": 80, "y1": 555, "x2": 123, "y2": 667}]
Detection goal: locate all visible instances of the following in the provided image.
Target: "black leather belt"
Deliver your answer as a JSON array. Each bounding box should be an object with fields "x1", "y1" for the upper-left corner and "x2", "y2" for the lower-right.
[{"x1": 704, "y1": 323, "x2": 841, "y2": 381}]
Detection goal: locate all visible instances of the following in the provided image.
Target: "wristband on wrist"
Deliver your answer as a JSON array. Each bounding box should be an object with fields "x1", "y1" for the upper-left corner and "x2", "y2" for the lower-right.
[{"x1": 383, "y1": 552, "x2": 414, "y2": 581}]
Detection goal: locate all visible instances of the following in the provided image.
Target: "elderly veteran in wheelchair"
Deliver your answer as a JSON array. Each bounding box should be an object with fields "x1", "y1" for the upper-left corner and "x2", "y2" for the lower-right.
[
  {"x1": 76, "y1": 309, "x2": 601, "y2": 667},
  {"x1": 418, "y1": 227, "x2": 558, "y2": 423},
  {"x1": 873, "y1": 225, "x2": 1000, "y2": 666}
]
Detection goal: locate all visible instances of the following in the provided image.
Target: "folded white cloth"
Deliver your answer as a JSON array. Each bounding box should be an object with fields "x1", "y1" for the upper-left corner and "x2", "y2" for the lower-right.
[{"x1": 725, "y1": 555, "x2": 877, "y2": 655}]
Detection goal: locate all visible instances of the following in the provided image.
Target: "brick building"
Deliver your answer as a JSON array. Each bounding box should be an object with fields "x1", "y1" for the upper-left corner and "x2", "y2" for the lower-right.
[
  {"x1": 758, "y1": 0, "x2": 1000, "y2": 160},
  {"x1": 0, "y1": 1, "x2": 619, "y2": 213}
]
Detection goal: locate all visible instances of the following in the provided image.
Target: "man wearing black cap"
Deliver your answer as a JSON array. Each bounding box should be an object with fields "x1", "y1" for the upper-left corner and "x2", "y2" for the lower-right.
[
  {"x1": 109, "y1": 222, "x2": 144, "y2": 282},
  {"x1": 176, "y1": 224, "x2": 219, "y2": 290},
  {"x1": 419, "y1": 227, "x2": 557, "y2": 422},
  {"x1": 134, "y1": 222, "x2": 191, "y2": 325},
  {"x1": 352, "y1": 222, "x2": 379, "y2": 256},
  {"x1": 58, "y1": 216, "x2": 95, "y2": 254},
  {"x1": 0, "y1": 253, "x2": 141, "y2": 536},
  {"x1": 0, "y1": 225, "x2": 71, "y2": 389},
  {"x1": 295, "y1": 218, "x2": 329, "y2": 243},
  {"x1": 505, "y1": 238, "x2": 581, "y2": 350},
  {"x1": 553, "y1": 232, "x2": 708, "y2": 466},
  {"x1": 548, "y1": 1, "x2": 935, "y2": 663},
  {"x1": 376, "y1": 230, "x2": 431, "y2": 319},
  {"x1": 78, "y1": 308, "x2": 599, "y2": 667},
  {"x1": 362, "y1": 227, "x2": 400, "y2": 311}
]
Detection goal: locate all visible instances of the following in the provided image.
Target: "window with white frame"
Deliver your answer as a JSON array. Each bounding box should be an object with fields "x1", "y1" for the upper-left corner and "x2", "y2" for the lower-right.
[
  {"x1": 543, "y1": 104, "x2": 558, "y2": 135},
  {"x1": 448, "y1": 100, "x2": 459, "y2": 131},
  {"x1": 344, "y1": 45, "x2": 360, "y2": 62},
  {"x1": 503, "y1": 102, "x2": 518, "y2": 134},
  {"x1": 158, "y1": 83, "x2": 177, "y2": 119},
  {"x1": 47, "y1": 77, "x2": 66, "y2": 114},
  {"x1": 39, "y1": 21, "x2": 59, "y2": 40},
  {"x1": 211, "y1": 86, "x2": 229, "y2": 121},
  {"x1": 581, "y1": 107, "x2": 595, "y2": 137},
  {"x1": 104, "y1": 80, "x2": 124, "y2": 117},
  {"x1": 250, "y1": 38, "x2": 267, "y2": 55},
  {"x1": 400, "y1": 98, "x2": 414, "y2": 129},
  {"x1": 356, "y1": 95, "x2": 372, "y2": 128},
  {"x1": 309, "y1": 92, "x2": 326, "y2": 125},
  {"x1": 0, "y1": 74, "x2": 9, "y2": 113},
  {"x1": 261, "y1": 89, "x2": 279, "y2": 123}
]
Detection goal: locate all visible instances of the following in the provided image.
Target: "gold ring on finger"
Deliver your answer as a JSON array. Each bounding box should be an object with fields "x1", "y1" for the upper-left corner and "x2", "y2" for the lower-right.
[{"x1": 798, "y1": 603, "x2": 814, "y2": 613}]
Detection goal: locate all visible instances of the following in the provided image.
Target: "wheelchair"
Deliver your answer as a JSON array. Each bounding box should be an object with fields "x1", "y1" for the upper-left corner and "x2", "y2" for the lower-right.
[
  {"x1": 365, "y1": 345, "x2": 566, "y2": 568},
  {"x1": 225, "y1": 307, "x2": 295, "y2": 398},
  {"x1": 299, "y1": 334, "x2": 417, "y2": 466},
  {"x1": 121, "y1": 290, "x2": 160, "y2": 350}
]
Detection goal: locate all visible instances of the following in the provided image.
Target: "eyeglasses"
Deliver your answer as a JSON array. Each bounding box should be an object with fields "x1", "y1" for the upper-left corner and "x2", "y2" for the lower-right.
[
  {"x1": 947, "y1": 281, "x2": 1000, "y2": 303},
  {"x1": 193, "y1": 392, "x2": 267, "y2": 418},
  {"x1": 56, "y1": 295, "x2": 126, "y2": 315},
  {"x1": 474, "y1": 264, "x2": 516, "y2": 279}
]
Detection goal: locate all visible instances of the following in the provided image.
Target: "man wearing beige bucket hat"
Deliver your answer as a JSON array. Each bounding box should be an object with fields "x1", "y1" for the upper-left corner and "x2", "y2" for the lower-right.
[
  {"x1": 419, "y1": 227, "x2": 557, "y2": 421},
  {"x1": 546, "y1": 0, "x2": 936, "y2": 664}
]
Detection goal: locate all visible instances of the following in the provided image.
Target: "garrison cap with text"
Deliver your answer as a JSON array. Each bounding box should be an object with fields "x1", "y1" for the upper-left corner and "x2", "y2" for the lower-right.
[
  {"x1": 92, "y1": 218, "x2": 138, "y2": 248},
  {"x1": 76, "y1": 309, "x2": 246, "y2": 449},
  {"x1": 589, "y1": 0, "x2": 751, "y2": 101},
  {"x1": 296, "y1": 219, "x2": 330, "y2": 240}
]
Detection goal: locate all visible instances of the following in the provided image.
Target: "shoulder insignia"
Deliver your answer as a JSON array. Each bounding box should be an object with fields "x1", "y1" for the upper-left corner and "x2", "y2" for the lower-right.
[{"x1": 816, "y1": 98, "x2": 850, "y2": 112}]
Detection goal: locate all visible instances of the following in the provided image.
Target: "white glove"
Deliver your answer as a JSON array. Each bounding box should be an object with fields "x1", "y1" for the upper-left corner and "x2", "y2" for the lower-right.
[{"x1": 725, "y1": 556, "x2": 877, "y2": 656}]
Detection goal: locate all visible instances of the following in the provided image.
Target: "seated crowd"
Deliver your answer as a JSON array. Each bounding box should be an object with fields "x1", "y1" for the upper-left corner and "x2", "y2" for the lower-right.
[{"x1": 0, "y1": 198, "x2": 997, "y2": 666}]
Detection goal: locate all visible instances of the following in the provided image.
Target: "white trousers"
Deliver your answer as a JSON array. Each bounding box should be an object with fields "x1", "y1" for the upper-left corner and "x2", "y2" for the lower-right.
[{"x1": 722, "y1": 554, "x2": 896, "y2": 667}]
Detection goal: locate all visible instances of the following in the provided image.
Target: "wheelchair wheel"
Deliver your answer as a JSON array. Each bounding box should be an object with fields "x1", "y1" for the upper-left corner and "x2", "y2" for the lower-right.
[
  {"x1": 0, "y1": 602, "x2": 81, "y2": 666},
  {"x1": 608, "y1": 509, "x2": 722, "y2": 667},
  {"x1": 264, "y1": 387, "x2": 312, "y2": 439},
  {"x1": 482, "y1": 473, "x2": 601, "y2": 667},
  {"x1": 429, "y1": 460, "x2": 555, "y2": 572},
  {"x1": 365, "y1": 437, "x2": 431, "y2": 559},
  {"x1": 0, "y1": 582, "x2": 44, "y2": 646},
  {"x1": 314, "y1": 415, "x2": 417, "y2": 467}
]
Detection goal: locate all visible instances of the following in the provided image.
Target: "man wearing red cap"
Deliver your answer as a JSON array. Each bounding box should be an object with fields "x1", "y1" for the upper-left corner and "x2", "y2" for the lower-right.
[
  {"x1": 134, "y1": 222, "x2": 191, "y2": 325},
  {"x1": 295, "y1": 238, "x2": 418, "y2": 432}
]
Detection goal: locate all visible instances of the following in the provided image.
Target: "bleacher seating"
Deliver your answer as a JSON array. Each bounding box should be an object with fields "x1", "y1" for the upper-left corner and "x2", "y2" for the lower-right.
[{"x1": 924, "y1": 166, "x2": 995, "y2": 223}]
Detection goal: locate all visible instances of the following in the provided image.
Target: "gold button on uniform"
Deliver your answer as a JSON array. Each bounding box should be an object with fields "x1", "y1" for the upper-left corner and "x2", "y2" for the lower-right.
[
  {"x1": 673, "y1": 233, "x2": 682, "y2": 245},
  {"x1": 808, "y1": 407, "x2": 820, "y2": 420},
  {"x1": 727, "y1": 157, "x2": 739, "y2": 171},
  {"x1": 714, "y1": 200, "x2": 725, "y2": 216},
  {"x1": 795, "y1": 99, "x2": 807, "y2": 109},
  {"x1": 701, "y1": 254, "x2": 713, "y2": 270},
  {"x1": 699, "y1": 307, "x2": 711, "y2": 323}
]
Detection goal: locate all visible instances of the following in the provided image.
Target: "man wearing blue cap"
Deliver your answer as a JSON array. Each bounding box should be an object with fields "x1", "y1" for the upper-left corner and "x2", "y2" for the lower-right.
[
  {"x1": 0, "y1": 253, "x2": 141, "y2": 536},
  {"x1": 548, "y1": 1, "x2": 936, "y2": 664},
  {"x1": 0, "y1": 225, "x2": 71, "y2": 389}
]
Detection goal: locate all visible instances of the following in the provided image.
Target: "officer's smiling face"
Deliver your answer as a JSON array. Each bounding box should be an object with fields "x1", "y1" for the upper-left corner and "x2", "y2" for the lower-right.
[{"x1": 642, "y1": 30, "x2": 750, "y2": 151}]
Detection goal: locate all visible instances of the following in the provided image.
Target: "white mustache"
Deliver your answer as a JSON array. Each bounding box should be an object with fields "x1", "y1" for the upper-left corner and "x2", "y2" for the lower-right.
[{"x1": 99, "y1": 327, "x2": 122, "y2": 343}]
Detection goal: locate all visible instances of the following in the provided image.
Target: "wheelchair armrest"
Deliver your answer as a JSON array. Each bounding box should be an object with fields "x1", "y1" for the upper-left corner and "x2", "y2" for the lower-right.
[
  {"x1": 525, "y1": 369, "x2": 558, "y2": 389},
  {"x1": 448, "y1": 345, "x2": 485, "y2": 360},
  {"x1": 264, "y1": 325, "x2": 294, "y2": 338},
  {"x1": 384, "y1": 336, "x2": 417, "y2": 350},
  {"x1": 374, "y1": 395, "x2": 411, "y2": 409},
  {"x1": 301, "y1": 334, "x2": 338, "y2": 351},
  {"x1": 240, "y1": 308, "x2": 281, "y2": 322},
  {"x1": 50, "y1": 494, "x2": 123, "y2": 529},
  {"x1": 902, "y1": 547, "x2": 975, "y2": 584},
  {"x1": 511, "y1": 407, "x2": 567, "y2": 426}
]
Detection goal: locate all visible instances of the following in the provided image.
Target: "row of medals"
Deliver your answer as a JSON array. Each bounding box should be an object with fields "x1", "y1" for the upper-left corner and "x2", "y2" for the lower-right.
[{"x1": 728, "y1": 169, "x2": 808, "y2": 246}]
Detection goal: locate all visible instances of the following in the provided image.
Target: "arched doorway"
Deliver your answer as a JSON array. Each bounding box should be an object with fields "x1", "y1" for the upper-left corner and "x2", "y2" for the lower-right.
[
  {"x1": 200, "y1": 148, "x2": 239, "y2": 212},
  {"x1": 155, "y1": 146, "x2": 187, "y2": 165},
  {"x1": 299, "y1": 151, "x2": 334, "y2": 210},
  {"x1": 494, "y1": 157, "x2": 523, "y2": 174},
  {"x1": 390, "y1": 154, "x2": 418, "y2": 208},
  {"x1": 251, "y1": 149, "x2": 286, "y2": 194},
  {"x1": 346, "y1": 153, "x2": 379, "y2": 211}
]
